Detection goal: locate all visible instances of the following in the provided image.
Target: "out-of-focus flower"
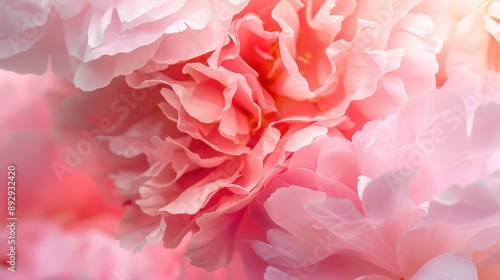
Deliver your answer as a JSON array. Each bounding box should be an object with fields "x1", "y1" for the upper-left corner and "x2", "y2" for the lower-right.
[
  {"x1": 0, "y1": 0, "x2": 250, "y2": 91},
  {"x1": 0, "y1": 68, "x2": 108, "y2": 223},
  {"x1": 242, "y1": 69, "x2": 500, "y2": 279},
  {"x1": 442, "y1": 0, "x2": 500, "y2": 76}
]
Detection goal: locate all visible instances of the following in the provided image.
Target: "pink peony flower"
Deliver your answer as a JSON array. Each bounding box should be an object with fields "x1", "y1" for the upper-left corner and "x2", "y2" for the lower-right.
[
  {"x1": 49, "y1": 0, "x2": 453, "y2": 271},
  {"x1": 55, "y1": 74, "x2": 336, "y2": 270},
  {"x1": 0, "y1": 69, "x2": 249, "y2": 279},
  {"x1": 0, "y1": 0, "x2": 249, "y2": 91},
  {"x1": 243, "y1": 69, "x2": 500, "y2": 279},
  {"x1": 441, "y1": 0, "x2": 500, "y2": 77}
]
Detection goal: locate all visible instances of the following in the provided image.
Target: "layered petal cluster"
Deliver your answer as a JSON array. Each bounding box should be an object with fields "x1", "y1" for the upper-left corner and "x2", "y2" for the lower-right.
[
  {"x1": 0, "y1": 69, "x2": 248, "y2": 280},
  {"x1": 244, "y1": 70, "x2": 500, "y2": 279},
  {"x1": 0, "y1": 0, "x2": 249, "y2": 91},
  {"x1": 66, "y1": 76, "x2": 335, "y2": 271},
  {"x1": 2, "y1": 0, "x2": 500, "y2": 278},
  {"x1": 61, "y1": 0, "x2": 454, "y2": 272}
]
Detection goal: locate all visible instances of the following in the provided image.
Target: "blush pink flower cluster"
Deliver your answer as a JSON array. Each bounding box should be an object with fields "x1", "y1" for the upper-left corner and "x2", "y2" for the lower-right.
[
  {"x1": 3, "y1": 0, "x2": 500, "y2": 279},
  {"x1": 0, "y1": 69, "x2": 248, "y2": 280},
  {"x1": 57, "y1": 0, "x2": 452, "y2": 271}
]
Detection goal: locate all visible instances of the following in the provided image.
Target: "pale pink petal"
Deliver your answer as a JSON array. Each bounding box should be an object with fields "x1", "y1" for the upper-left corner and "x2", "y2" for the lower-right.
[{"x1": 410, "y1": 252, "x2": 477, "y2": 280}]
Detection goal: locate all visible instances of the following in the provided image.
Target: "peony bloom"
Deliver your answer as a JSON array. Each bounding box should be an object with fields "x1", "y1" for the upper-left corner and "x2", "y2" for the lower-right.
[
  {"x1": 0, "y1": 0, "x2": 249, "y2": 91},
  {"x1": 50, "y1": 0, "x2": 453, "y2": 271},
  {"x1": 243, "y1": 69, "x2": 500, "y2": 279},
  {"x1": 442, "y1": 0, "x2": 500, "y2": 77},
  {"x1": 54, "y1": 74, "x2": 335, "y2": 271},
  {"x1": 0, "y1": 69, "x2": 249, "y2": 280},
  {"x1": 230, "y1": 0, "x2": 446, "y2": 133}
]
